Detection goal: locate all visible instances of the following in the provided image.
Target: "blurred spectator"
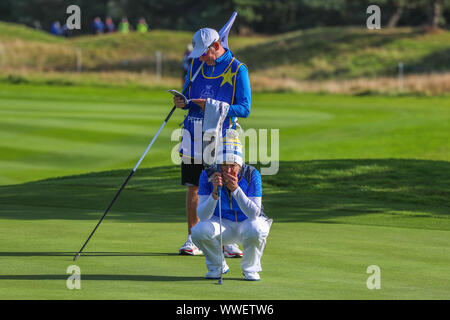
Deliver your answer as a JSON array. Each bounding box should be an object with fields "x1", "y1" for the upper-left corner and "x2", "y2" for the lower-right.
[
  {"x1": 137, "y1": 18, "x2": 149, "y2": 33},
  {"x1": 33, "y1": 20, "x2": 42, "y2": 31},
  {"x1": 118, "y1": 17, "x2": 130, "y2": 33},
  {"x1": 62, "y1": 24, "x2": 72, "y2": 38},
  {"x1": 182, "y1": 43, "x2": 193, "y2": 84},
  {"x1": 50, "y1": 21, "x2": 63, "y2": 36},
  {"x1": 92, "y1": 17, "x2": 104, "y2": 34},
  {"x1": 104, "y1": 16, "x2": 116, "y2": 33}
]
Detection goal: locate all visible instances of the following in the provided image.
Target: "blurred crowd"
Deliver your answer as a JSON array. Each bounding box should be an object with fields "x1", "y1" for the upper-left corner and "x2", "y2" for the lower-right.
[
  {"x1": 46, "y1": 17, "x2": 149, "y2": 37},
  {"x1": 34, "y1": 15, "x2": 192, "y2": 82}
]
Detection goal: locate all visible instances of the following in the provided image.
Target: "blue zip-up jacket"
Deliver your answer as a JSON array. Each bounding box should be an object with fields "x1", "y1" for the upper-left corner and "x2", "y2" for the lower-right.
[
  {"x1": 198, "y1": 164, "x2": 265, "y2": 222},
  {"x1": 179, "y1": 49, "x2": 251, "y2": 159}
]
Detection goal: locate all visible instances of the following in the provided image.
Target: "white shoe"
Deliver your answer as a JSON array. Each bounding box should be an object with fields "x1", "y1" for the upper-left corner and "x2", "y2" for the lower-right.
[
  {"x1": 243, "y1": 272, "x2": 260, "y2": 281},
  {"x1": 179, "y1": 238, "x2": 203, "y2": 256},
  {"x1": 223, "y1": 244, "x2": 243, "y2": 258},
  {"x1": 205, "y1": 265, "x2": 230, "y2": 279}
]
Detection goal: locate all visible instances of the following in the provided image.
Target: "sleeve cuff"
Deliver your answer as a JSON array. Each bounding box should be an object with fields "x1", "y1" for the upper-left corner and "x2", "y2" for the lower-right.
[
  {"x1": 209, "y1": 193, "x2": 218, "y2": 202},
  {"x1": 231, "y1": 186, "x2": 241, "y2": 197}
]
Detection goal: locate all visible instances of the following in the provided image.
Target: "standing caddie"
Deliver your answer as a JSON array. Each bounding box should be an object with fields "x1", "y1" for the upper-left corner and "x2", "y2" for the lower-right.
[{"x1": 174, "y1": 27, "x2": 252, "y2": 257}]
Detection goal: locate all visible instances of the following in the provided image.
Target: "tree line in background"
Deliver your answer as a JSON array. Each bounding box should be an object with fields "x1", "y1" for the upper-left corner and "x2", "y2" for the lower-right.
[{"x1": 0, "y1": 0, "x2": 449, "y2": 35}]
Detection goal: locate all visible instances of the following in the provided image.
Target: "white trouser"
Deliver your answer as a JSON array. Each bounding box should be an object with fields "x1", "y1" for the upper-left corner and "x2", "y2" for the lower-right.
[{"x1": 191, "y1": 216, "x2": 272, "y2": 273}]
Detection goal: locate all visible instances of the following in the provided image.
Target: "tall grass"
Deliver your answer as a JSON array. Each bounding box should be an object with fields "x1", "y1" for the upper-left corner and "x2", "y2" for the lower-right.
[
  {"x1": 1, "y1": 69, "x2": 449, "y2": 95},
  {"x1": 1, "y1": 22, "x2": 449, "y2": 94},
  {"x1": 251, "y1": 73, "x2": 450, "y2": 95}
]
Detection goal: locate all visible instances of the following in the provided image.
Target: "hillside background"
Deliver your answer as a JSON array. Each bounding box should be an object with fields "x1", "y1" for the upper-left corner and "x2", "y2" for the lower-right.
[
  {"x1": 0, "y1": 0, "x2": 449, "y2": 94},
  {"x1": 1, "y1": 0, "x2": 449, "y2": 34}
]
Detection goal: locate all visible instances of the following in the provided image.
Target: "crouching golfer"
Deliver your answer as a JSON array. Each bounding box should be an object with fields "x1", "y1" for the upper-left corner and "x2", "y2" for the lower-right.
[{"x1": 191, "y1": 137, "x2": 272, "y2": 281}]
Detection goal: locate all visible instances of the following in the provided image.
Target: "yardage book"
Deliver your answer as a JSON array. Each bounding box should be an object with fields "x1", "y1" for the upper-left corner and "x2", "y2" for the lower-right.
[{"x1": 168, "y1": 89, "x2": 190, "y2": 105}]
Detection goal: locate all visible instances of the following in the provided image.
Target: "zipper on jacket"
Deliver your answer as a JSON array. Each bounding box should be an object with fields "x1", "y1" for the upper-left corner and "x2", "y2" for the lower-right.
[{"x1": 227, "y1": 189, "x2": 238, "y2": 222}]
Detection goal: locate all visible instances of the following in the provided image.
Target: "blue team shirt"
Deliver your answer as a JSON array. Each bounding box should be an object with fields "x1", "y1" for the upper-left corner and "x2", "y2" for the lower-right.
[
  {"x1": 179, "y1": 49, "x2": 251, "y2": 159},
  {"x1": 197, "y1": 165, "x2": 262, "y2": 222}
]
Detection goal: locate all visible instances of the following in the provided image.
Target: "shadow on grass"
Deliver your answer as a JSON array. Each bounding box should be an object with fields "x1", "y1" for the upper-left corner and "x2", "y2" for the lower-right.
[
  {"x1": 0, "y1": 159, "x2": 448, "y2": 224},
  {"x1": 0, "y1": 274, "x2": 226, "y2": 282},
  {"x1": 261, "y1": 159, "x2": 449, "y2": 224},
  {"x1": 403, "y1": 48, "x2": 450, "y2": 74},
  {"x1": 0, "y1": 252, "x2": 179, "y2": 257}
]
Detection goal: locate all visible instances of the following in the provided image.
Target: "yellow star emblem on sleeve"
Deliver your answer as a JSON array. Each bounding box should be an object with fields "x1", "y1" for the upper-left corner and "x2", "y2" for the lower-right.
[{"x1": 220, "y1": 67, "x2": 236, "y2": 87}]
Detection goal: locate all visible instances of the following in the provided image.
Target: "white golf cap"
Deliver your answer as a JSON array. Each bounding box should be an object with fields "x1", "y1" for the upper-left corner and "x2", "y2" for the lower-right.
[{"x1": 189, "y1": 28, "x2": 220, "y2": 59}]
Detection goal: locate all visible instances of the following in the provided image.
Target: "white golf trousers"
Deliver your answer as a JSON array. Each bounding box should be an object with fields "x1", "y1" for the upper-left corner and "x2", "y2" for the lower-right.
[{"x1": 191, "y1": 216, "x2": 271, "y2": 273}]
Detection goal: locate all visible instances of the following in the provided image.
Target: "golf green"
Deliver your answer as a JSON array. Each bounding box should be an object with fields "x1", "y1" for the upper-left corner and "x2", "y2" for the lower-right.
[{"x1": 0, "y1": 84, "x2": 448, "y2": 299}]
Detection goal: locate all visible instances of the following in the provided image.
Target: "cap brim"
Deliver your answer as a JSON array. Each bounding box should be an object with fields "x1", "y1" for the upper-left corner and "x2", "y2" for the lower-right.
[{"x1": 188, "y1": 47, "x2": 206, "y2": 59}]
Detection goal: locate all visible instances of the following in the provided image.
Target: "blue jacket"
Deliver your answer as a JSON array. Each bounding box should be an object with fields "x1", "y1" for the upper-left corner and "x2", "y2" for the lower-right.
[
  {"x1": 198, "y1": 164, "x2": 266, "y2": 222},
  {"x1": 179, "y1": 49, "x2": 251, "y2": 159}
]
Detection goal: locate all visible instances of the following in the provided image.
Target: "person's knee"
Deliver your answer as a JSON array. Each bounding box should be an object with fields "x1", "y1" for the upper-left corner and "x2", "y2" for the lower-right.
[
  {"x1": 187, "y1": 186, "x2": 198, "y2": 195},
  {"x1": 191, "y1": 221, "x2": 215, "y2": 242},
  {"x1": 241, "y1": 219, "x2": 269, "y2": 243}
]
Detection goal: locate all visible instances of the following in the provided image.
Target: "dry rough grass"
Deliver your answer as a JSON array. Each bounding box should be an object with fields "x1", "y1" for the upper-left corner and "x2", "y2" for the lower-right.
[
  {"x1": 251, "y1": 73, "x2": 450, "y2": 95},
  {"x1": 0, "y1": 39, "x2": 76, "y2": 71},
  {"x1": 1, "y1": 24, "x2": 449, "y2": 95},
  {"x1": 1, "y1": 69, "x2": 449, "y2": 95},
  {"x1": 0, "y1": 69, "x2": 181, "y2": 88}
]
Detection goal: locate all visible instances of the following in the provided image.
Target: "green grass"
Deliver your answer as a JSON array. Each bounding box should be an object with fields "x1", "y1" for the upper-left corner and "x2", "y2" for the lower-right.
[
  {"x1": 239, "y1": 27, "x2": 450, "y2": 80},
  {"x1": 0, "y1": 21, "x2": 266, "y2": 74},
  {"x1": 0, "y1": 21, "x2": 64, "y2": 43},
  {"x1": 0, "y1": 83, "x2": 449, "y2": 299},
  {"x1": 1, "y1": 21, "x2": 449, "y2": 79},
  {"x1": 0, "y1": 84, "x2": 448, "y2": 185}
]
